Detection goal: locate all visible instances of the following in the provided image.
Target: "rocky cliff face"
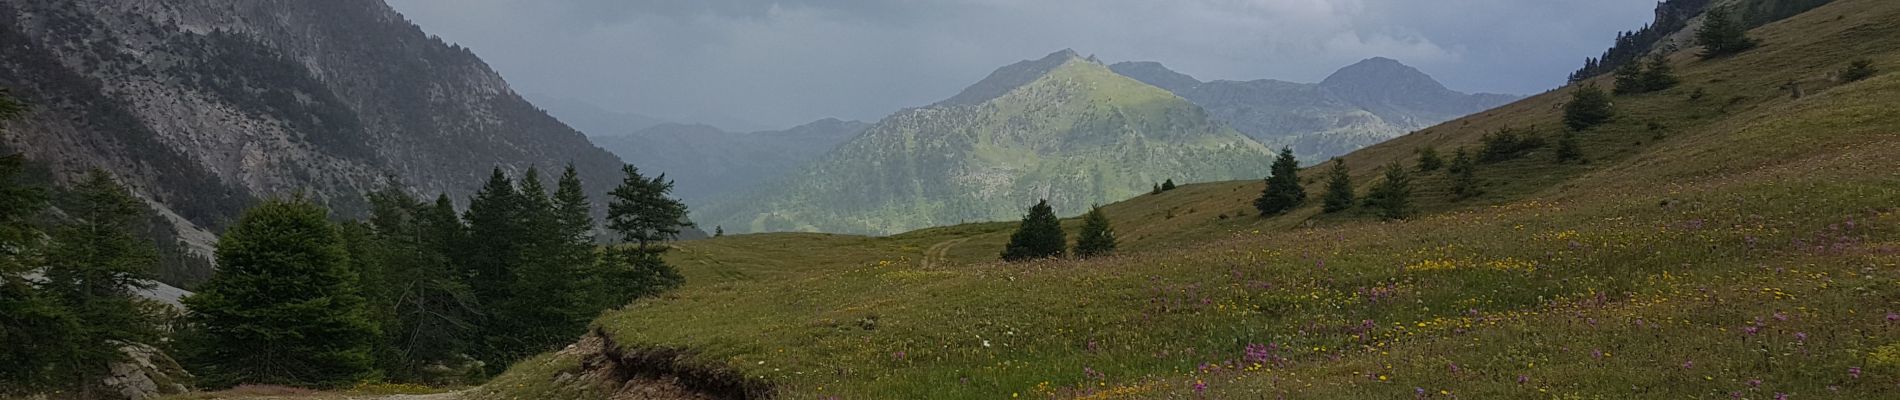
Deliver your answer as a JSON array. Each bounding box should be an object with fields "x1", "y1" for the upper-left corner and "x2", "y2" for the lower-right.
[{"x1": 0, "y1": 0, "x2": 626, "y2": 252}]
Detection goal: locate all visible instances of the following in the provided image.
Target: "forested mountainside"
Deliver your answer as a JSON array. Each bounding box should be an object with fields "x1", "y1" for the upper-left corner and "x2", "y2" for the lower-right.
[
  {"x1": 1111, "y1": 58, "x2": 1518, "y2": 163},
  {"x1": 0, "y1": 0, "x2": 628, "y2": 286},
  {"x1": 698, "y1": 50, "x2": 1275, "y2": 235},
  {"x1": 593, "y1": 118, "x2": 869, "y2": 206},
  {"x1": 1568, "y1": 0, "x2": 1836, "y2": 82}
]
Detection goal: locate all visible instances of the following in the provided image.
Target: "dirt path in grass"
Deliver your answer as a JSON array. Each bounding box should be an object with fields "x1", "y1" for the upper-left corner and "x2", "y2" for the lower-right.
[{"x1": 922, "y1": 237, "x2": 972, "y2": 268}]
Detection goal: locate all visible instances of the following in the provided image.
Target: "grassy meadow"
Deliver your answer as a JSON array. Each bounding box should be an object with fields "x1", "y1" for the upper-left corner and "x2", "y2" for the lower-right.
[{"x1": 476, "y1": 0, "x2": 1900, "y2": 398}]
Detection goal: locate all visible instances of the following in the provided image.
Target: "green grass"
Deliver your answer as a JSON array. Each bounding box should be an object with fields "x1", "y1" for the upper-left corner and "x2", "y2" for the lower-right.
[{"x1": 482, "y1": 0, "x2": 1900, "y2": 398}]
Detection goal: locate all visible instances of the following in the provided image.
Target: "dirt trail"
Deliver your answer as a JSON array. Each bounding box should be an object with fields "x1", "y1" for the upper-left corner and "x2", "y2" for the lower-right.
[{"x1": 921, "y1": 237, "x2": 972, "y2": 268}]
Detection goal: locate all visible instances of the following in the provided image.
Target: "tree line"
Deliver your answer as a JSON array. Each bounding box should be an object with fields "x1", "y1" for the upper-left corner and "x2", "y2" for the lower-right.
[{"x1": 2, "y1": 89, "x2": 693, "y2": 393}]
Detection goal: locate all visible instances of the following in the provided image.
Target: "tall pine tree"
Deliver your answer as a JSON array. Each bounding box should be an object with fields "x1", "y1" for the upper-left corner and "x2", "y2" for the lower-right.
[
  {"x1": 1002, "y1": 200, "x2": 1066, "y2": 261},
  {"x1": 461, "y1": 168, "x2": 522, "y2": 313},
  {"x1": 486, "y1": 168, "x2": 584, "y2": 365},
  {"x1": 596, "y1": 165, "x2": 687, "y2": 316},
  {"x1": 1072, "y1": 205, "x2": 1116, "y2": 258},
  {"x1": 1254, "y1": 148, "x2": 1306, "y2": 216},
  {"x1": 607, "y1": 165, "x2": 688, "y2": 252},
  {"x1": 361, "y1": 187, "x2": 476, "y2": 383},
  {"x1": 41, "y1": 171, "x2": 162, "y2": 396},
  {"x1": 1321, "y1": 160, "x2": 1355, "y2": 214},
  {"x1": 0, "y1": 94, "x2": 84, "y2": 394},
  {"x1": 183, "y1": 197, "x2": 378, "y2": 388}
]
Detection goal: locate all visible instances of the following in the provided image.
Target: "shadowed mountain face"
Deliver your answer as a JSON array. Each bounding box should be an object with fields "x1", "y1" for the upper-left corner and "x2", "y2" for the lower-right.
[
  {"x1": 0, "y1": 0, "x2": 629, "y2": 256},
  {"x1": 1111, "y1": 58, "x2": 1519, "y2": 163},
  {"x1": 698, "y1": 50, "x2": 1275, "y2": 235},
  {"x1": 592, "y1": 119, "x2": 870, "y2": 206}
]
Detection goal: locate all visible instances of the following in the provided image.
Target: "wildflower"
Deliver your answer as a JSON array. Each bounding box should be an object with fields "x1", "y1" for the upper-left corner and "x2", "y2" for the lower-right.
[
  {"x1": 1591, "y1": 349, "x2": 1604, "y2": 360},
  {"x1": 1774, "y1": 312, "x2": 1789, "y2": 321},
  {"x1": 1447, "y1": 362, "x2": 1460, "y2": 374},
  {"x1": 1517, "y1": 375, "x2": 1529, "y2": 384},
  {"x1": 1748, "y1": 379, "x2": 1762, "y2": 388},
  {"x1": 1849, "y1": 366, "x2": 1862, "y2": 379},
  {"x1": 1794, "y1": 332, "x2": 1809, "y2": 342},
  {"x1": 1886, "y1": 311, "x2": 1898, "y2": 323},
  {"x1": 1193, "y1": 380, "x2": 1207, "y2": 395},
  {"x1": 1743, "y1": 326, "x2": 1761, "y2": 336},
  {"x1": 1774, "y1": 393, "x2": 1789, "y2": 400},
  {"x1": 1682, "y1": 360, "x2": 1694, "y2": 369}
]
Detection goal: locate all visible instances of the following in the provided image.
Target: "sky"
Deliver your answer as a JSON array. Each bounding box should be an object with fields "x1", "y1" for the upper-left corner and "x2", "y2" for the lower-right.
[{"x1": 386, "y1": 0, "x2": 1657, "y2": 132}]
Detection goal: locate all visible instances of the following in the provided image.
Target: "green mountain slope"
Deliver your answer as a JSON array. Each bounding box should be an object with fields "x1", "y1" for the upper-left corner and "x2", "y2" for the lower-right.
[
  {"x1": 476, "y1": 0, "x2": 1900, "y2": 398},
  {"x1": 700, "y1": 50, "x2": 1274, "y2": 235},
  {"x1": 1111, "y1": 58, "x2": 1519, "y2": 163}
]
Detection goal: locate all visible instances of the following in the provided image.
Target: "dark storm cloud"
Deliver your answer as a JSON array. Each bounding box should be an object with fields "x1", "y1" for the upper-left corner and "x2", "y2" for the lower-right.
[{"x1": 386, "y1": 0, "x2": 1655, "y2": 131}]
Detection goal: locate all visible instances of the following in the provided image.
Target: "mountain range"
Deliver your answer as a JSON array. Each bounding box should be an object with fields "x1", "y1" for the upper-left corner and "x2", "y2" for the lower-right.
[
  {"x1": 697, "y1": 50, "x2": 1276, "y2": 235},
  {"x1": 1111, "y1": 57, "x2": 1517, "y2": 162}
]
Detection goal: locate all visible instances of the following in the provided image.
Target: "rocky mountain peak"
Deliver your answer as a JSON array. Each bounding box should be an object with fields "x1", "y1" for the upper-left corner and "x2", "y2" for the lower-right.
[
  {"x1": 1319, "y1": 57, "x2": 1451, "y2": 95},
  {"x1": 935, "y1": 48, "x2": 1093, "y2": 107}
]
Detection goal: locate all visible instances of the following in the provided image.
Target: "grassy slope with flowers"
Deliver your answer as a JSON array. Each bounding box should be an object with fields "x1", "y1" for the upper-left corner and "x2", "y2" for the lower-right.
[{"x1": 476, "y1": 0, "x2": 1900, "y2": 398}]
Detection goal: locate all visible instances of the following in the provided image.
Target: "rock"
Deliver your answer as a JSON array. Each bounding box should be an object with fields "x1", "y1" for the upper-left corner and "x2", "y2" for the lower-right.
[{"x1": 100, "y1": 341, "x2": 193, "y2": 400}]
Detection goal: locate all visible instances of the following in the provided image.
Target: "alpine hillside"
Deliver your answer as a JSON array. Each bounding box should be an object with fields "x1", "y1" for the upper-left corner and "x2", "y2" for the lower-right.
[
  {"x1": 471, "y1": 0, "x2": 1899, "y2": 397},
  {"x1": 698, "y1": 50, "x2": 1275, "y2": 235},
  {"x1": 1111, "y1": 58, "x2": 1518, "y2": 162}
]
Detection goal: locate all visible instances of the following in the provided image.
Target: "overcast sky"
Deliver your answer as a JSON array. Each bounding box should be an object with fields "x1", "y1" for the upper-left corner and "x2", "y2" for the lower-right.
[{"x1": 386, "y1": 0, "x2": 1656, "y2": 131}]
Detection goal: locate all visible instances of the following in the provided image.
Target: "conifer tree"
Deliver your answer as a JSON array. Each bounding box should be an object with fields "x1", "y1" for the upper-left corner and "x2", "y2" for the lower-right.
[
  {"x1": 715, "y1": 226, "x2": 725, "y2": 237},
  {"x1": 1696, "y1": 7, "x2": 1757, "y2": 58},
  {"x1": 0, "y1": 92, "x2": 81, "y2": 394},
  {"x1": 491, "y1": 168, "x2": 584, "y2": 363},
  {"x1": 1001, "y1": 200, "x2": 1066, "y2": 261},
  {"x1": 1556, "y1": 130, "x2": 1585, "y2": 164},
  {"x1": 592, "y1": 165, "x2": 688, "y2": 316},
  {"x1": 1160, "y1": 179, "x2": 1177, "y2": 191},
  {"x1": 1613, "y1": 59, "x2": 1646, "y2": 95},
  {"x1": 1072, "y1": 205, "x2": 1116, "y2": 258},
  {"x1": 1638, "y1": 54, "x2": 1679, "y2": 92},
  {"x1": 1151, "y1": 183, "x2": 1162, "y2": 195},
  {"x1": 461, "y1": 168, "x2": 522, "y2": 310},
  {"x1": 1416, "y1": 147, "x2": 1443, "y2": 172},
  {"x1": 41, "y1": 171, "x2": 162, "y2": 394},
  {"x1": 1449, "y1": 148, "x2": 1481, "y2": 200},
  {"x1": 362, "y1": 188, "x2": 476, "y2": 382},
  {"x1": 183, "y1": 197, "x2": 378, "y2": 388},
  {"x1": 1254, "y1": 148, "x2": 1306, "y2": 216},
  {"x1": 1321, "y1": 160, "x2": 1355, "y2": 214},
  {"x1": 607, "y1": 165, "x2": 688, "y2": 252},
  {"x1": 1563, "y1": 85, "x2": 1615, "y2": 132},
  {"x1": 1364, "y1": 162, "x2": 1414, "y2": 220}
]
